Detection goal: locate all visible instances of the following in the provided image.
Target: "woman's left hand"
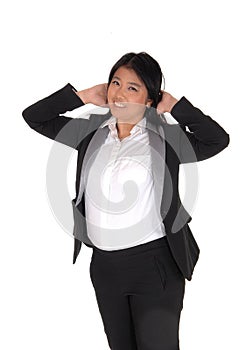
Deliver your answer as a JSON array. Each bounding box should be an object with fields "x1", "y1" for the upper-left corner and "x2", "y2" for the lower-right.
[
  {"x1": 75, "y1": 83, "x2": 108, "y2": 106},
  {"x1": 157, "y1": 91, "x2": 179, "y2": 114}
]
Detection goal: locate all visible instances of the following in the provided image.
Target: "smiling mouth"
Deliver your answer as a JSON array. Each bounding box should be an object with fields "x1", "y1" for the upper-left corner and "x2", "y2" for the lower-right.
[{"x1": 114, "y1": 102, "x2": 127, "y2": 108}]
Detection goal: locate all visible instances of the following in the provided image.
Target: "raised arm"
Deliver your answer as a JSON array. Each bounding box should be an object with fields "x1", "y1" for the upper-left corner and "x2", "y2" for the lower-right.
[
  {"x1": 157, "y1": 92, "x2": 230, "y2": 163},
  {"x1": 22, "y1": 83, "x2": 108, "y2": 150}
]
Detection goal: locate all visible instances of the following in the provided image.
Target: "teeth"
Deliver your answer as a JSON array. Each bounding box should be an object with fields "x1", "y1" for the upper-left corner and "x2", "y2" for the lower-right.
[{"x1": 114, "y1": 102, "x2": 126, "y2": 108}]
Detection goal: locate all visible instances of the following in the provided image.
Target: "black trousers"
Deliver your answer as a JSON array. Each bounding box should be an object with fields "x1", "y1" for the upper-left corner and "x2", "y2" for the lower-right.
[{"x1": 89, "y1": 235, "x2": 186, "y2": 350}]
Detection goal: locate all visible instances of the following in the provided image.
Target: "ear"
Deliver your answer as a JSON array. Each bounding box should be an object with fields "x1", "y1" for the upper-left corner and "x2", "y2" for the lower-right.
[
  {"x1": 146, "y1": 98, "x2": 153, "y2": 107},
  {"x1": 158, "y1": 90, "x2": 163, "y2": 103}
]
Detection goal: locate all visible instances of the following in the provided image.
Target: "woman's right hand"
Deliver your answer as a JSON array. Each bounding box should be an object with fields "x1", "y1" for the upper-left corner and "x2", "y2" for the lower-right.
[{"x1": 75, "y1": 83, "x2": 108, "y2": 106}]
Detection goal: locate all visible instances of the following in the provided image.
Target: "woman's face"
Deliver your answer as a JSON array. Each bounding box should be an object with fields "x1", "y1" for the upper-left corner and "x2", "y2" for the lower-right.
[{"x1": 107, "y1": 66, "x2": 152, "y2": 123}]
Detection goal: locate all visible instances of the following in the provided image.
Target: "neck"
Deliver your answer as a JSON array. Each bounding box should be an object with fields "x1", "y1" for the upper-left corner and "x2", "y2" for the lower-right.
[
  {"x1": 116, "y1": 123, "x2": 133, "y2": 139},
  {"x1": 116, "y1": 115, "x2": 143, "y2": 138}
]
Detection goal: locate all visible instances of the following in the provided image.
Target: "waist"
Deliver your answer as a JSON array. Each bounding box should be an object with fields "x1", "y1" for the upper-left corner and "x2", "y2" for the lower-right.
[{"x1": 92, "y1": 235, "x2": 169, "y2": 258}]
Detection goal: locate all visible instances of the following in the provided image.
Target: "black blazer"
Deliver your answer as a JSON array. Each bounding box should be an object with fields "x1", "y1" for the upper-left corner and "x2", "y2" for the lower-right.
[{"x1": 22, "y1": 83, "x2": 230, "y2": 281}]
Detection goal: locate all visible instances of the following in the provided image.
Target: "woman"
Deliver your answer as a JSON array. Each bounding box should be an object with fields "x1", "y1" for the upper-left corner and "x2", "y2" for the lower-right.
[{"x1": 22, "y1": 52, "x2": 230, "y2": 350}]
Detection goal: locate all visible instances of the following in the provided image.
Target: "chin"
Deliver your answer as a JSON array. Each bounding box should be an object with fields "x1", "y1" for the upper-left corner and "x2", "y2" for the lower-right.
[
  {"x1": 110, "y1": 107, "x2": 129, "y2": 121},
  {"x1": 110, "y1": 106, "x2": 145, "y2": 124}
]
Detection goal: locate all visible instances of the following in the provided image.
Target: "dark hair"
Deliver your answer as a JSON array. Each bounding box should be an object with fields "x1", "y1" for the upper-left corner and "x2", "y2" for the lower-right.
[{"x1": 107, "y1": 52, "x2": 164, "y2": 109}]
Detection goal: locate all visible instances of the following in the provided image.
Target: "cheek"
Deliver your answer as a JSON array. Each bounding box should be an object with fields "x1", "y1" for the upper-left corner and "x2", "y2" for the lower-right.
[
  {"x1": 106, "y1": 89, "x2": 111, "y2": 101},
  {"x1": 131, "y1": 96, "x2": 148, "y2": 105},
  {"x1": 107, "y1": 85, "x2": 114, "y2": 100}
]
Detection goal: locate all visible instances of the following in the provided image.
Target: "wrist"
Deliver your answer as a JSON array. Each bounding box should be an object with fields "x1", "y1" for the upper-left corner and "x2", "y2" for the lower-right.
[
  {"x1": 75, "y1": 89, "x2": 89, "y2": 104},
  {"x1": 168, "y1": 97, "x2": 179, "y2": 113}
]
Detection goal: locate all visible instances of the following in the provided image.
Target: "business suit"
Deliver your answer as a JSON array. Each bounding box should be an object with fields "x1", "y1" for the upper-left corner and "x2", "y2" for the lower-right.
[{"x1": 22, "y1": 82, "x2": 230, "y2": 282}]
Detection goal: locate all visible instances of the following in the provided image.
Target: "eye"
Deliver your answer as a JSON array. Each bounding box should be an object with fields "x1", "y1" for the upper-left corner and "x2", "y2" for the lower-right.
[
  {"x1": 128, "y1": 86, "x2": 138, "y2": 91},
  {"x1": 111, "y1": 80, "x2": 120, "y2": 86}
]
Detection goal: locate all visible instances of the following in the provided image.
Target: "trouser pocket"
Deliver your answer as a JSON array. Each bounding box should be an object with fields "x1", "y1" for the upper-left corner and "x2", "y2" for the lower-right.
[{"x1": 153, "y1": 255, "x2": 167, "y2": 291}]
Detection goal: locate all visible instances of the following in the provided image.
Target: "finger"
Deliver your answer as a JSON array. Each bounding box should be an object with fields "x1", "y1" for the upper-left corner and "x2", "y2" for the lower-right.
[{"x1": 156, "y1": 106, "x2": 162, "y2": 115}]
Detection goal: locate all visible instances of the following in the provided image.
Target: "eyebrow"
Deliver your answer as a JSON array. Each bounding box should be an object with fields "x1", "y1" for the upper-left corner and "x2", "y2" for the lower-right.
[{"x1": 113, "y1": 75, "x2": 142, "y2": 88}]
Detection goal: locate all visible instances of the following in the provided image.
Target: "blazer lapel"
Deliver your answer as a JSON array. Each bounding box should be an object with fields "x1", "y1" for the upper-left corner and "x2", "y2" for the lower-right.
[
  {"x1": 75, "y1": 125, "x2": 109, "y2": 206},
  {"x1": 146, "y1": 117, "x2": 166, "y2": 214}
]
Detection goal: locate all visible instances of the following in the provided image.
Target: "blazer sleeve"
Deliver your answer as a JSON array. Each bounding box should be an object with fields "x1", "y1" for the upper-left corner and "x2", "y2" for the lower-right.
[
  {"x1": 22, "y1": 83, "x2": 92, "y2": 150},
  {"x1": 170, "y1": 97, "x2": 230, "y2": 163}
]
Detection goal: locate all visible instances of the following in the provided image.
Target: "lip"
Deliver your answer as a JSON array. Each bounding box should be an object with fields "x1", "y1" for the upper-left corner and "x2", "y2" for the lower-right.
[{"x1": 114, "y1": 101, "x2": 127, "y2": 108}]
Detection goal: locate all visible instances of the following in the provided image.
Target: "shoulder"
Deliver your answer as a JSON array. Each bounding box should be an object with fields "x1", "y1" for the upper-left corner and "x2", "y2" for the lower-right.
[{"x1": 78, "y1": 109, "x2": 112, "y2": 130}]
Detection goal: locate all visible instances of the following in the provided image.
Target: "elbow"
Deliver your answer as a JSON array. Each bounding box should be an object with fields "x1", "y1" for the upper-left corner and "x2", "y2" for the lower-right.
[
  {"x1": 22, "y1": 106, "x2": 37, "y2": 128},
  {"x1": 212, "y1": 132, "x2": 230, "y2": 157},
  {"x1": 197, "y1": 133, "x2": 230, "y2": 161},
  {"x1": 22, "y1": 107, "x2": 31, "y2": 123},
  {"x1": 220, "y1": 132, "x2": 230, "y2": 150}
]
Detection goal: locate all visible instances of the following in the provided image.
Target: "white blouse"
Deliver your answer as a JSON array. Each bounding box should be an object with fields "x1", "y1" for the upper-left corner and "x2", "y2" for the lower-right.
[{"x1": 84, "y1": 115, "x2": 166, "y2": 250}]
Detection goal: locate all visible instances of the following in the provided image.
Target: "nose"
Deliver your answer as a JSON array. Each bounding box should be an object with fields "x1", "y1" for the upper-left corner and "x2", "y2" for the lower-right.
[{"x1": 115, "y1": 86, "x2": 126, "y2": 101}]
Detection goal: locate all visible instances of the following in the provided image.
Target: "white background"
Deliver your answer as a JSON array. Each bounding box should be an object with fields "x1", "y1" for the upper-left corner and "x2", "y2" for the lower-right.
[{"x1": 1, "y1": 0, "x2": 245, "y2": 349}]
